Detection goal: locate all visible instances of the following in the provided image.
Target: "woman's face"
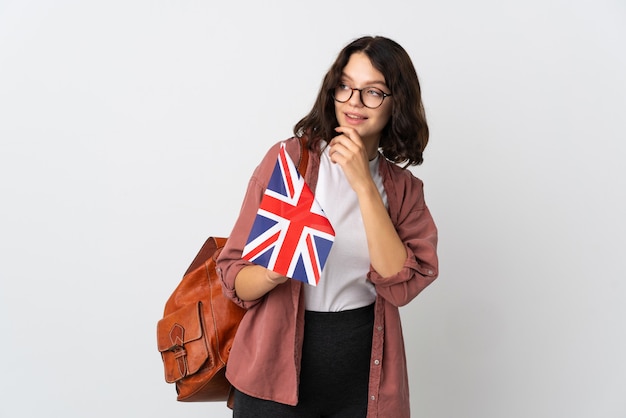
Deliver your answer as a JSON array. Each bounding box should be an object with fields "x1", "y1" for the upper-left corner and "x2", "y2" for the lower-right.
[{"x1": 334, "y1": 52, "x2": 393, "y2": 147}]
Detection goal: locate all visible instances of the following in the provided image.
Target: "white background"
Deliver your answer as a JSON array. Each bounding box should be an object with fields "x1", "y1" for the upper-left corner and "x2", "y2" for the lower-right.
[{"x1": 1, "y1": 1, "x2": 625, "y2": 417}]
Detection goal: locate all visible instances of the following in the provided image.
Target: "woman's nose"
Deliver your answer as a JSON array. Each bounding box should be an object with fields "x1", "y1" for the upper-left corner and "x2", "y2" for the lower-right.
[{"x1": 349, "y1": 89, "x2": 364, "y2": 107}]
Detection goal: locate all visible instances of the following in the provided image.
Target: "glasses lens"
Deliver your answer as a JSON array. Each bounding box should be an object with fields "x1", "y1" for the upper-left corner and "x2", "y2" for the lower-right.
[
  {"x1": 361, "y1": 87, "x2": 385, "y2": 108},
  {"x1": 333, "y1": 85, "x2": 351, "y2": 103}
]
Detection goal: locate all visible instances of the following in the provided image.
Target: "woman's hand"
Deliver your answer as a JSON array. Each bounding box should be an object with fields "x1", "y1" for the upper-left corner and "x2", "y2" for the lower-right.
[{"x1": 329, "y1": 126, "x2": 377, "y2": 194}]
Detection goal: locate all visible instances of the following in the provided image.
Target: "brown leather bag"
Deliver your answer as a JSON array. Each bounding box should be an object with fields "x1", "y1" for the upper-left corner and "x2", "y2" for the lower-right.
[
  {"x1": 157, "y1": 137, "x2": 308, "y2": 404},
  {"x1": 157, "y1": 236, "x2": 245, "y2": 402}
]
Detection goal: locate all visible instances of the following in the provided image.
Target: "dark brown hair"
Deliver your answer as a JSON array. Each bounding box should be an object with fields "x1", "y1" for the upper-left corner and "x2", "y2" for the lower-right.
[{"x1": 294, "y1": 36, "x2": 429, "y2": 166}]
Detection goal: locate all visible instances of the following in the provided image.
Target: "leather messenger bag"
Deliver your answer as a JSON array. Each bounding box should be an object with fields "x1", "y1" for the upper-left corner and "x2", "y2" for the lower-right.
[{"x1": 157, "y1": 236, "x2": 244, "y2": 402}]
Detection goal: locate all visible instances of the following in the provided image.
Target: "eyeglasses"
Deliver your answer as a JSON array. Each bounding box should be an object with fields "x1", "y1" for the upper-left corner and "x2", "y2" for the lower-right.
[{"x1": 332, "y1": 83, "x2": 392, "y2": 109}]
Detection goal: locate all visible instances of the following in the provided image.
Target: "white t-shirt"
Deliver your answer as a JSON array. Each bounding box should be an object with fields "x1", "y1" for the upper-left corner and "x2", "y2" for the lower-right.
[{"x1": 304, "y1": 142, "x2": 388, "y2": 312}]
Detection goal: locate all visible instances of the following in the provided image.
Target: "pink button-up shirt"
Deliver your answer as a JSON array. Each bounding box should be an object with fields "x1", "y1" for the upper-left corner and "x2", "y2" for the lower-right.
[{"x1": 217, "y1": 136, "x2": 438, "y2": 418}]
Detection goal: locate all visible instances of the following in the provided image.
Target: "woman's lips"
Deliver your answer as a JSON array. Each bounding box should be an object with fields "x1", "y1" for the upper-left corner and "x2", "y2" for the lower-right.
[{"x1": 343, "y1": 112, "x2": 367, "y2": 125}]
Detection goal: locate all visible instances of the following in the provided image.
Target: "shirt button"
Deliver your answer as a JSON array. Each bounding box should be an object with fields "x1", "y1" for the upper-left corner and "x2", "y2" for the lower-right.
[
  {"x1": 370, "y1": 395, "x2": 376, "y2": 401},
  {"x1": 374, "y1": 359, "x2": 380, "y2": 365},
  {"x1": 427, "y1": 269, "x2": 434, "y2": 275},
  {"x1": 377, "y1": 326, "x2": 383, "y2": 331}
]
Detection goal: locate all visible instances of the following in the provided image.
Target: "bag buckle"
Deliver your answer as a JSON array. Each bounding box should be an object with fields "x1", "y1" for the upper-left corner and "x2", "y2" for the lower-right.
[{"x1": 169, "y1": 323, "x2": 188, "y2": 377}]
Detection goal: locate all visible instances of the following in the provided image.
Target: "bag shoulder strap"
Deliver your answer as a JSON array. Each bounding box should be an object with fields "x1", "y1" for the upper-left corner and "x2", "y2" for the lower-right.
[{"x1": 297, "y1": 136, "x2": 309, "y2": 176}]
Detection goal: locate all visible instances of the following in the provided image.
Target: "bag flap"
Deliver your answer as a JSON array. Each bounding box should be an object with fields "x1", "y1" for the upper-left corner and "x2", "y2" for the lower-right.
[{"x1": 157, "y1": 302, "x2": 204, "y2": 352}]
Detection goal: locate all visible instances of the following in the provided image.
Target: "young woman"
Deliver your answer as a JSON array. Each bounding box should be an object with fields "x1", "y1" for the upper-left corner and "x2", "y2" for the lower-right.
[{"x1": 216, "y1": 35, "x2": 439, "y2": 418}]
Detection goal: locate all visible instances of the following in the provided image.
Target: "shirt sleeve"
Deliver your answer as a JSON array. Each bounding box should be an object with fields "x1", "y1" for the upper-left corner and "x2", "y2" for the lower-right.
[{"x1": 368, "y1": 172, "x2": 439, "y2": 307}]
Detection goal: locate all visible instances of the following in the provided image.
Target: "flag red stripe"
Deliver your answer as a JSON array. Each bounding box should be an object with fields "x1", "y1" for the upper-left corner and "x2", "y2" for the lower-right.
[
  {"x1": 273, "y1": 221, "x2": 304, "y2": 272},
  {"x1": 279, "y1": 148, "x2": 295, "y2": 198},
  {"x1": 243, "y1": 230, "x2": 281, "y2": 260},
  {"x1": 306, "y1": 234, "x2": 320, "y2": 283},
  {"x1": 259, "y1": 194, "x2": 335, "y2": 236}
]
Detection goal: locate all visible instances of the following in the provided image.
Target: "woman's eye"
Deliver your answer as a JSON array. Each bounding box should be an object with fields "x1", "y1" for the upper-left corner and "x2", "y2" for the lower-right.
[
  {"x1": 366, "y1": 88, "x2": 383, "y2": 97},
  {"x1": 339, "y1": 83, "x2": 350, "y2": 90}
]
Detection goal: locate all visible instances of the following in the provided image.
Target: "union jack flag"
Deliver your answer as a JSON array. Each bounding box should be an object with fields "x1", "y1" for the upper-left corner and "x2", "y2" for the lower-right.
[{"x1": 242, "y1": 143, "x2": 335, "y2": 286}]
